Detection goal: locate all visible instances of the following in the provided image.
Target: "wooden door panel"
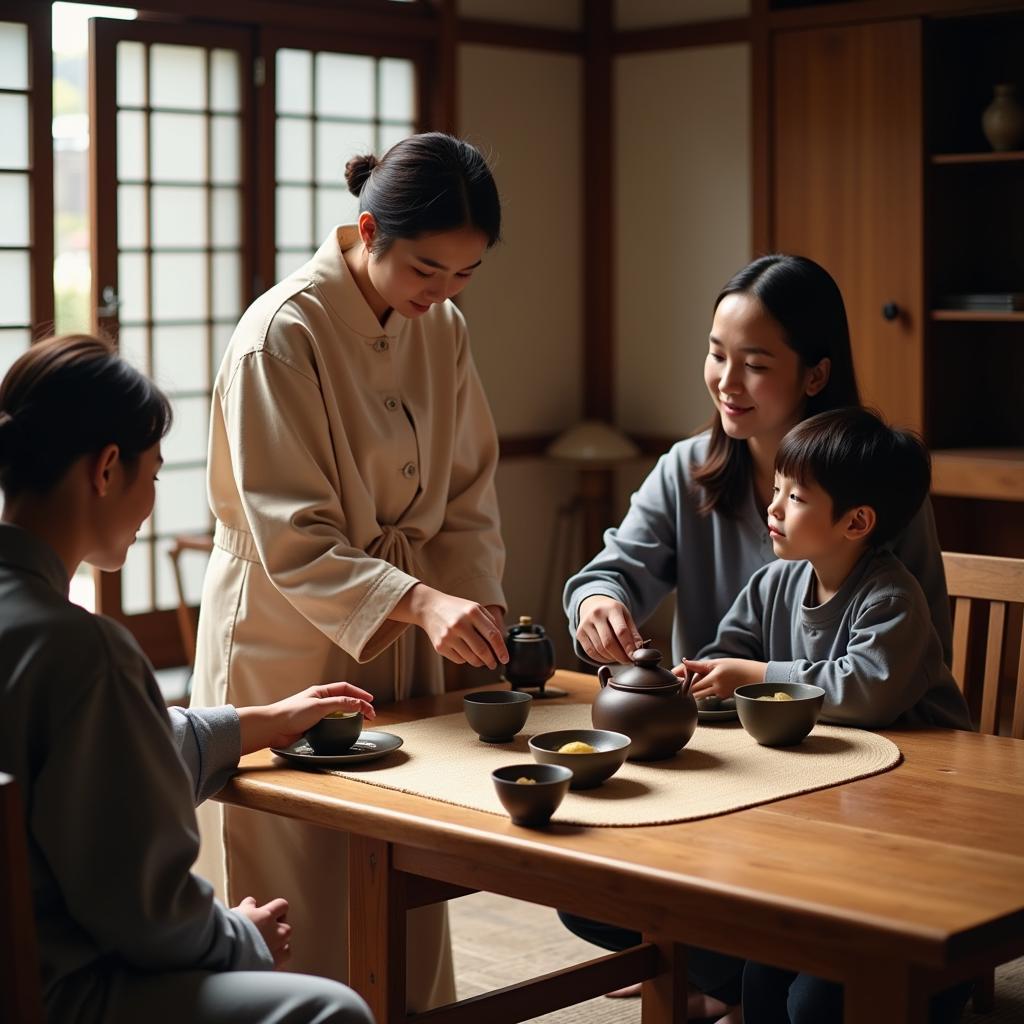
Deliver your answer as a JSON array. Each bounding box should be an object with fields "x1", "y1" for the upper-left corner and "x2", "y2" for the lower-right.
[{"x1": 772, "y1": 20, "x2": 924, "y2": 432}]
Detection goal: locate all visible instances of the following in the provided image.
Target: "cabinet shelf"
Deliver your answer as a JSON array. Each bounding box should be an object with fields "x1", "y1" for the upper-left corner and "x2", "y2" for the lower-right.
[
  {"x1": 931, "y1": 151, "x2": 1024, "y2": 165},
  {"x1": 931, "y1": 310, "x2": 1024, "y2": 322},
  {"x1": 931, "y1": 449, "x2": 1024, "y2": 502}
]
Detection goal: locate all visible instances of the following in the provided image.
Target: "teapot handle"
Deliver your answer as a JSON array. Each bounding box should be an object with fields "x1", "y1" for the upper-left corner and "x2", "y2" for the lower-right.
[
  {"x1": 677, "y1": 663, "x2": 694, "y2": 696},
  {"x1": 597, "y1": 665, "x2": 612, "y2": 689}
]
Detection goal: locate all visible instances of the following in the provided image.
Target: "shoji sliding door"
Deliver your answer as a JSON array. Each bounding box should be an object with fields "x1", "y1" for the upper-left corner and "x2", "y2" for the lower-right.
[
  {"x1": 0, "y1": 3, "x2": 53, "y2": 377},
  {"x1": 90, "y1": 18, "x2": 253, "y2": 663}
]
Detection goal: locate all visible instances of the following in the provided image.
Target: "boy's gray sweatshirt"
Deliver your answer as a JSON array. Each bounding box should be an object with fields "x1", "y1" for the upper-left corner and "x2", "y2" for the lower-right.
[{"x1": 699, "y1": 549, "x2": 971, "y2": 730}]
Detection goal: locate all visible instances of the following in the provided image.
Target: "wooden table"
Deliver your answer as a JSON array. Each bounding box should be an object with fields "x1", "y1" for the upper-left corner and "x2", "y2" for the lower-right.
[{"x1": 217, "y1": 671, "x2": 1024, "y2": 1024}]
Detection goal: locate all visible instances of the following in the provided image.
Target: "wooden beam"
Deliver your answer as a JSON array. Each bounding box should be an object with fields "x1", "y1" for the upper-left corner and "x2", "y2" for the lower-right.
[
  {"x1": 768, "y1": 0, "x2": 1024, "y2": 30},
  {"x1": 412, "y1": 944, "x2": 659, "y2": 1024},
  {"x1": 614, "y1": 17, "x2": 751, "y2": 54},
  {"x1": 430, "y1": 0, "x2": 458, "y2": 133},
  {"x1": 27, "y1": 2, "x2": 54, "y2": 335},
  {"x1": 456, "y1": 18, "x2": 584, "y2": 53}
]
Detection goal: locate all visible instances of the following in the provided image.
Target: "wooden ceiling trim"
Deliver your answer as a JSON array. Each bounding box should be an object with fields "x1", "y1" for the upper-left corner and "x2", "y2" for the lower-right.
[{"x1": 614, "y1": 17, "x2": 751, "y2": 54}]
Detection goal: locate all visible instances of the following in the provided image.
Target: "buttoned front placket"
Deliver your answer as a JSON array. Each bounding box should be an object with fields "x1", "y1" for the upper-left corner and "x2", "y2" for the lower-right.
[{"x1": 368, "y1": 331, "x2": 420, "y2": 522}]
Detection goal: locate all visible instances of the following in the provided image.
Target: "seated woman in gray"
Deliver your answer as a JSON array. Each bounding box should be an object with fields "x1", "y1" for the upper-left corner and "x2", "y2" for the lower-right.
[
  {"x1": 560, "y1": 255, "x2": 953, "y2": 1022},
  {"x1": 0, "y1": 334, "x2": 375, "y2": 1024}
]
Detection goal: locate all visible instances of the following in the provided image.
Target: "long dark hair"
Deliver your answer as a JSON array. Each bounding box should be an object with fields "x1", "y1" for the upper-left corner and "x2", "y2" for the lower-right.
[
  {"x1": 692, "y1": 254, "x2": 861, "y2": 517},
  {"x1": 0, "y1": 334, "x2": 172, "y2": 498},
  {"x1": 344, "y1": 132, "x2": 501, "y2": 256}
]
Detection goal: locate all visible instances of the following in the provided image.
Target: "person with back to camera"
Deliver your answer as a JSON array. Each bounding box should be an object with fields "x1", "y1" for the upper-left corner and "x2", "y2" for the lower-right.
[
  {"x1": 0, "y1": 334, "x2": 375, "y2": 1024},
  {"x1": 683, "y1": 410, "x2": 972, "y2": 1023},
  {"x1": 190, "y1": 132, "x2": 509, "y2": 1006},
  {"x1": 558, "y1": 255, "x2": 955, "y2": 1022}
]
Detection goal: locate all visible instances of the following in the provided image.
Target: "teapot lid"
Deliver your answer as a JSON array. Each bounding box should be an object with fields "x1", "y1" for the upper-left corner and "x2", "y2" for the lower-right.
[
  {"x1": 610, "y1": 645, "x2": 678, "y2": 689},
  {"x1": 508, "y1": 614, "x2": 547, "y2": 640}
]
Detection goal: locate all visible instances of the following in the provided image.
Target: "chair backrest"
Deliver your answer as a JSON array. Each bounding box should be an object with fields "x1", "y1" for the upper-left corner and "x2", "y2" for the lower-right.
[
  {"x1": 942, "y1": 552, "x2": 1024, "y2": 739},
  {"x1": 0, "y1": 772, "x2": 45, "y2": 1024}
]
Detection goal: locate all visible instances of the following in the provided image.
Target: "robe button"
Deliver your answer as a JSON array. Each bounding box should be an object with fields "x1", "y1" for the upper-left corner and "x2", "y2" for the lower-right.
[
  {"x1": 374, "y1": 338, "x2": 389, "y2": 352},
  {"x1": 385, "y1": 397, "x2": 398, "y2": 411},
  {"x1": 402, "y1": 462, "x2": 417, "y2": 479}
]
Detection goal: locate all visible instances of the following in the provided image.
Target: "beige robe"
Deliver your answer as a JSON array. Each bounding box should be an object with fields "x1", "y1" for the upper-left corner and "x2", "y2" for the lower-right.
[{"x1": 191, "y1": 226, "x2": 506, "y2": 1009}]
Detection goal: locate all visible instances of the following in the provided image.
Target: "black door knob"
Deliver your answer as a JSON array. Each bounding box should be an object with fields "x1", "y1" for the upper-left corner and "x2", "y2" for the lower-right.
[{"x1": 882, "y1": 302, "x2": 900, "y2": 321}]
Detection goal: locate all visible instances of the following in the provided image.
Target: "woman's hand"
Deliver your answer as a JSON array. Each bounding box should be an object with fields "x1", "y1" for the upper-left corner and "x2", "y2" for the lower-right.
[
  {"x1": 680, "y1": 657, "x2": 767, "y2": 699},
  {"x1": 233, "y1": 896, "x2": 291, "y2": 967},
  {"x1": 391, "y1": 583, "x2": 508, "y2": 669},
  {"x1": 576, "y1": 595, "x2": 642, "y2": 664},
  {"x1": 236, "y1": 682, "x2": 376, "y2": 755}
]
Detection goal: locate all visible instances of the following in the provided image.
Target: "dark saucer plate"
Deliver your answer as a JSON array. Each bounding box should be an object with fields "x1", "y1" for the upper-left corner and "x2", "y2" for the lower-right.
[
  {"x1": 272, "y1": 730, "x2": 404, "y2": 766},
  {"x1": 697, "y1": 698, "x2": 739, "y2": 723}
]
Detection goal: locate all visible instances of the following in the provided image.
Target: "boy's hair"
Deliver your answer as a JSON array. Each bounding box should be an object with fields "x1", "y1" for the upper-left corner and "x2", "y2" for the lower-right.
[{"x1": 775, "y1": 407, "x2": 931, "y2": 546}]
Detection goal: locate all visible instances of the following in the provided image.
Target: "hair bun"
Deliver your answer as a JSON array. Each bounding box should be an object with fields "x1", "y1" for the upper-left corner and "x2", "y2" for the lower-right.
[{"x1": 344, "y1": 154, "x2": 378, "y2": 196}]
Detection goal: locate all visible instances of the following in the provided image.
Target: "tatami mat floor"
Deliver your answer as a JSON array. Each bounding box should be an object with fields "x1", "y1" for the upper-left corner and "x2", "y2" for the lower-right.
[{"x1": 449, "y1": 892, "x2": 1024, "y2": 1024}]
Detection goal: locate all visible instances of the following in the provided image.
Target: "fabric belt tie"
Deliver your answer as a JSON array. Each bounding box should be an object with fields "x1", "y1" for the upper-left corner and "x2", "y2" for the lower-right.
[
  {"x1": 213, "y1": 520, "x2": 259, "y2": 562},
  {"x1": 366, "y1": 525, "x2": 422, "y2": 702}
]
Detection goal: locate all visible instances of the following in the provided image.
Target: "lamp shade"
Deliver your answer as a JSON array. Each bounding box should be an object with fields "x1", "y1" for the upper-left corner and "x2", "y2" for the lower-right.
[{"x1": 546, "y1": 420, "x2": 640, "y2": 465}]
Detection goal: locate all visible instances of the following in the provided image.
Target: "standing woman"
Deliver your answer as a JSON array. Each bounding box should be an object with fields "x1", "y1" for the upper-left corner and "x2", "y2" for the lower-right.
[
  {"x1": 192, "y1": 133, "x2": 509, "y2": 1006},
  {"x1": 560, "y1": 254, "x2": 952, "y2": 1023}
]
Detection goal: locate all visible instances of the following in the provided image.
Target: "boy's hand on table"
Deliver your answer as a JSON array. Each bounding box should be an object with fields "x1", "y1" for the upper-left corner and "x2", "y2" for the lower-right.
[
  {"x1": 237, "y1": 682, "x2": 376, "y2": 755},
  {"x1": 677, "y1": 657, "x2": 767, "y2": 699}
]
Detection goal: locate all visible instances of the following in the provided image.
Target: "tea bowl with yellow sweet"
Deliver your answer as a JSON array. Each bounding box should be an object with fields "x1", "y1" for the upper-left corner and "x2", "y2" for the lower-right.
[
  {"x1": 733, "y1": 682, "x2": 825, "y2": 746},
  {"x1": 491, "y1": 763, "x2": 573, "y2": 826},
  {"x1": 528, "y1": 728, "x2": 631, "y2": 790},
  {"x1": 305, "y1": 710, "x2": 363, "y2": 754}
]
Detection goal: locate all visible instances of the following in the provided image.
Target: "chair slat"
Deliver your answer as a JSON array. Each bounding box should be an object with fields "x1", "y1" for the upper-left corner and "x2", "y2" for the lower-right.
[
  {"x1": 951, "y1": 596, "x2": 971, "y2": 693},
  {"x1": 1014, "y1": 627, "x2": 1024, "y2": 742},
  {"x1": 980, "y1": 602, "x2": 1006, "y2": 737}
]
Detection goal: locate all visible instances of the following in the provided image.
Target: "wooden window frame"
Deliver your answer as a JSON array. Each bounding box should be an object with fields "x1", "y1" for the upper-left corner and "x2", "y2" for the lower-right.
[{"x1": 3, "y1": 2, "x2": 54, "y2": 339}]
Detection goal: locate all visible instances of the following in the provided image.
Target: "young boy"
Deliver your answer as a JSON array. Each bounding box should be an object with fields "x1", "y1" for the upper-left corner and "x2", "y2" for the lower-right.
[
  {"x1": 681, "y1": 407, "x2": 971, "y2": 1024},
  {"x1": 682, "y1": 407, "x2": 970, "y2": 732}
]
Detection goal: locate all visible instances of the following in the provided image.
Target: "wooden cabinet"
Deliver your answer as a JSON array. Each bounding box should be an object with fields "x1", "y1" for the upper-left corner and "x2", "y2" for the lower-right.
[
  {"x1": 772, "y1": 19, "x2": 924, "y2": 433},
  {"x1": 769, "y1": 8, "x2": 1024, "y2": 555}
]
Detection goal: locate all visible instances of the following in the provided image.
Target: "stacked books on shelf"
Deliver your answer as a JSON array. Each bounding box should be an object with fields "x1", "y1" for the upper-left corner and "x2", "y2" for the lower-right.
[{"x1": 936, "y1": 293, "x2": 1024, "y2": 311}]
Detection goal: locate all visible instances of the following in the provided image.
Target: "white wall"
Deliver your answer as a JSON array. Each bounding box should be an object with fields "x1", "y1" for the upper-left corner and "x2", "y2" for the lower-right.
[
  {"x1": 458, "y1": 43, "x2": 584, "y2": 662},
  {"x1": 614, "y1": 43, "x2": 751, "y2": 439}
]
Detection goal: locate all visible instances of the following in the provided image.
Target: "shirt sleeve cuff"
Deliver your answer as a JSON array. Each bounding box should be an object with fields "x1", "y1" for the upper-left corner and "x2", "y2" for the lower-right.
[{"x1": 764, "y1": 661, "x2": 797, "y2": 684}]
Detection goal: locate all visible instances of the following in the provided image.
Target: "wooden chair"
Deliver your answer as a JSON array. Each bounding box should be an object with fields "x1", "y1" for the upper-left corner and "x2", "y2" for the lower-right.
[
  {"x1": 943, "y1": 551, "x2": 1024, "y2": 739},
  {"x1": 942, "y1": 552, "x2": 1024, "y2": 1013},
  {"x1": 0, "y1": 772, "x2": 45, "y2": 1024},
  {"x1": 166, "y1": 532, "x2": 214, "y2": 670}
]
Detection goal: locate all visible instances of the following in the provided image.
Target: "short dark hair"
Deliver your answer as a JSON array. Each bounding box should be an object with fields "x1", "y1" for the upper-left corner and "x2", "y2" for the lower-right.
[
  {"x1": 0, "y1": 334, "x2": 172, "y2": 498},
  {"x1": 775, "y1": 408, "x2": 931, "y2": 546},
  {"x1": 344, "y1": 132, "x2": 501, "y2": 256},
  {"x1": 692, "y1": 254, "x2": 862, "y2": 518}
]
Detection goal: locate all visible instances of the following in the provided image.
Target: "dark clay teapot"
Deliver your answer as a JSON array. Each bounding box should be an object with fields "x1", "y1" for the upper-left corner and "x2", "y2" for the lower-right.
[
  {"x1": 592, "y1": 646, "x2": 697, "y2": 761},
  {"x1": 503, "y1": 616, "x2": 557, "y2": 695}
]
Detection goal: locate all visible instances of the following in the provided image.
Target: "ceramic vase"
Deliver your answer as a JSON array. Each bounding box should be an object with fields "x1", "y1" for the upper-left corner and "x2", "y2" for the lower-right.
[{"x1": 982, "y1": 83, "x2": 1024, "y2": 152}]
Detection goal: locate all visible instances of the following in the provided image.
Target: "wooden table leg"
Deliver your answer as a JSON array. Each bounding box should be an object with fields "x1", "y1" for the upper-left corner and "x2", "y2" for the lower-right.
[
  {"x1": 641, "y1": 939, "x2": 687, "y2": 1024},
  {"x1": 844, "y1": 962, "x2": 928, "y2": 1024},
  {"x1": 349, "y1": 835, "x2": 407, "y2": 1024}
]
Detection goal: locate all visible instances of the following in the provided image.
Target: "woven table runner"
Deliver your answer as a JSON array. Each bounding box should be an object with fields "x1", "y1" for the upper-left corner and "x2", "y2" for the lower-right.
[{"x1": 326, "y1": 704, "x2": 900, "y2": 827}]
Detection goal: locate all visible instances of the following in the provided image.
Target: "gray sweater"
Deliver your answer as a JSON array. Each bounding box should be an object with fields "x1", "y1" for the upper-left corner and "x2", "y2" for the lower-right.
[
  {"x1": 700, "y1": 550, "x2": 971, "y2": 730},
  {"x1": 564, "y1": 434, "x2": 953, "y2": 666},
  {"x1": 0, "y1": 524, "x2": 272, "y2": 1020}
]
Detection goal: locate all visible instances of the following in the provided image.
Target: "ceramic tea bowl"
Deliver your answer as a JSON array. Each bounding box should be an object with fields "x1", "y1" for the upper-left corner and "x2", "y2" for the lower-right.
[
  {"x1": 463, "y1": 690, "x2": 533, "y2": 743},
  {"x1": 734, "y1": 683, "x2": 825, "y2": 746},
  {"x1": 305, "y1": 711, "x2": 363, "y2": 754},
  {"x1": 528, "y1": 728, "x2": 631, "y2": 790},
  {"x1": 491, "y1": 763, "x2": 573, "y2": 826}
]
